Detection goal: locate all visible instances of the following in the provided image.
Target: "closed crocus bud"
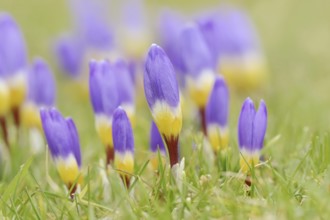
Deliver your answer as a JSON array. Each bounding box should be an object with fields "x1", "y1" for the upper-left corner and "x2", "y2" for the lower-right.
[
  {"x1": 40, "y1": 108, "x2": 82, "y2": 196},
  {"x1": 113, "y1": 59, "x2": 135, "y2": 126},
  {"x1": 0, "y1": 13, "x2": 28, "y2": 126},
  {"x1": 150, "y1": 121, "x2": 166, "y2": 171},
  {"x1": 144, "y1": 44, "x2": 182, "y2": 167},
  {"x1": 205, "y1": 76, "x2": 229, "y2": 154},
  {"x1": 200, "y1": 8, "x2": 266, "y2": 90},
  {"x1": 89, "y1": 59, "x2": 118, "y2": 165},
  {"x1": 180, "y1": 24, "x2": 215, "y2": 109},
  {"x1": 55, "y1": 35, "x2": 85, "y2": 78},
  {"x1": 22, "y1": 58, "x2": 56, "y2": 130},
  {"x1": 159, "y1": 10, "x2": 186, "y2": 75},
  {"x1": 238, "y1": 98, "x2": 267, "y2": 173},
  {"x1": 112, "y1": 107, "x2": 134, "y2": 187}
]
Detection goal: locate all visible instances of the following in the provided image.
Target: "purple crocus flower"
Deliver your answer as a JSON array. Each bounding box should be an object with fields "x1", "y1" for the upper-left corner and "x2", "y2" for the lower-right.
[
  {"x1": 112, "y1": 107, "x2": 134, "y2": 187},
  {"x1": 27, "y1": 58, "x2": 56, "y2": 107},
  {"x1": 179, "y1": 24, "x2": 215, "y2": 134},
  {"x1": 55, "y1": 35, "x2": 85, "y2": 78},
  {"x1": 238, "y1": 97, "x2": 267, "y2": 173},
  {"x1": 40, "y1": 108, "x2": 82, "y2": 194},
  {"x1": 198, "y1": 7, "x2": 265, "y2": 90},
  {"x1": 205, "y1": 76, "x2": 229, "y2": 153},
  {"x1": 0, "y1": 13, "x2": 28, "y2": 128},
  {"x1": 113, "y1": 59, "x2": 135, "y2": 124},
  {"x1": 159, "y1": 10, "x2": 186, "y2": 75},
  {"x1": 144, "y1": 44, "x2": 182, "y2": 167},
  {"x1": 22, "y1": 58, "x2": 56, "y2": 130},
  {"x1": 70, "y1": 0, "x2": 113, "y2": 50},
  {"x1": 0, "y1": 13, "x2": 27, "y2": 77},
  {"x1": 89, "y1": 59, "x2": 118, "y2": 165}
]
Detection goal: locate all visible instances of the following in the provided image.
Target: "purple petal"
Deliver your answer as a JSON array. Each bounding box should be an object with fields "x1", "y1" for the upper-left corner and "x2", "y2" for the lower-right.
[
  {"x1": 238, "y1": 97, "x2": 255, "y2": 150},
  {"x1": 66, "y1": 118, "x2": 82, "y2": 167},
  {"x1": 206, "y1": 76, "x2": 229, "y2": 127},
  {"x1": 150, "y1": 121, "x2": 166, "y2": 154},
  {"x1": 55, "y1": 35, "x2": 85, "y2": 78},
  {"x1": 159, "y1": 10, "x2": 186, "y2": 73},
  {"x1": 144, "y1": 44, "x2": 180, "y2": 108},
  {"x1": 0, "y1": 13, "x2": 27, "y2": 76},
  {"x1": 252, "y1": 100, "x2": 267, "y2": 151},
  {"x1": 112, "y1": 107, "x2": 134, "y2": 154},
  {"x1": 113, "y1": 59, "x2": 135, "y2": 105},
  {"x1": 89, "y1": 60, "x2": 119, "y2": 116},
  {"x1": 179, "y1": 24, "x2": 214, "y2": 77},
  {"x1": 28, "y1": 58, "x2": 56, "y2": 106},
  {"x1": 40, "y1": 108, "x2": 74, "y2": 159}
]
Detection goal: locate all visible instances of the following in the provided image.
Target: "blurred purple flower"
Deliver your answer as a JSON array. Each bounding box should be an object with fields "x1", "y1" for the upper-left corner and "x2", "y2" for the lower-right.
[
  {"x1": 89, "y1": 59, "x2": 118, "y2": 116},
  {"x1": 55, "y1": 35, "x2": 85, "y2": 78},
  {"x1": 0, "y1": 13, "x2": 27, "y2": 77},
  {"x1": 27, "y1": 58, "x2": 56, "y2": 106}
]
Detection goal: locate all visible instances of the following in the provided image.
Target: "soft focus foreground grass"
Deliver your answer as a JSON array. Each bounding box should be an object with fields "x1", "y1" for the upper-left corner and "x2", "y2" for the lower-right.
[{"x1": 1, "y1": 0, "x2": 330, "y2": 219}]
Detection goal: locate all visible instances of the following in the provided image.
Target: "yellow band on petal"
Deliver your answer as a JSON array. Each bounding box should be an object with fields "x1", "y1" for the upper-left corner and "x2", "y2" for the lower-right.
[
  {"x1": 95, "y1": 114, "x2": 113, "y2": 147},
  {"x1": 186, "y1": 69, "x2": 215, "y2": 108},
  {"x1": 239, "y1": 151, "x2": 260, "y2": 174},
  {"x1": 56, "y1": 154, "x2": 82, "y2": 185},
  {"x1": 219, "y1": 56, "x2": 267, "y2": 90},
  {"x1": 21, "y1": 103, "x2": 42, "y2": 130},
  {"x1": 207, "y1": 124, "x2": 229, "y2": 153},
  {"x1": 0, "y1": 80, "x2": 10, "y2": 116},
  {"x1": 152, "y1": 101, "x2": 182, "y2": 139},
  {"x1": 8, "y1": 72, "x2": 27, "y2": 108},
  {"x1": 150, "y1": 153, "x2": 166, "y2": 171},
  {"x1": 115, "y1": 153, "x2": 134, "y2": 176}
]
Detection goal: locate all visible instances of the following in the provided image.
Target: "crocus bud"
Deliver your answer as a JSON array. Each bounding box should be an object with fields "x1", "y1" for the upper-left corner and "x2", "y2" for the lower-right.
[
  {"x1": 205, "y1": 76, "x2": 229, "y2": 154},
  {"x1": 112, "y1": 107, "x2": 134, "y2": 187},
  {"x1": 22, "y1": 58, "x2": 56, "y2": 130},
  {"x1": 180, "y1": 24, "x2": 215, "y2": 109},
  {"x1": 144, "y1": 44, "x2": 182, "y2": 167},
  {"x1": 199, "y1": 8, "x2": 266, "y2": 90},
  {"x1": 40, "y1": 108, "x2": 82, "y2": 196},
  {"x1": 55, "y1": 35, "x2": 85, "y2": 78},
  {"x1": 89, "y1": 59, "x2": 118, "y2": 164},
  {"x1": 0, "y1": 13, "x2": 28, "y2": 126},
  {"x1": 150, "y1": 121, "x2": 166, "y2": 170},
  {"x1": 113, "y1": 59, "x2": 135, "y2": 126},
  {"x1": 238, "y1": 98, "x2": 267, "y2": 173}
]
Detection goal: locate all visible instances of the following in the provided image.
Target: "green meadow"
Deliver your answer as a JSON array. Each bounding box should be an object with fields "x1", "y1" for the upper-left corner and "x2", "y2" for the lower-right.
[{"x1": 1, "y1": 0, "x2": 330, "y2": 219}]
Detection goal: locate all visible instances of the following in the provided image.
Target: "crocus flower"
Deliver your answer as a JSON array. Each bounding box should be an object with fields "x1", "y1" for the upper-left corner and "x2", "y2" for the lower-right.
[
  {"x1": 238, "y1": 98, "x2": 267, "y2": 173},
  {"x1": 113, "y1": 59, "x2": 135, "y2": 126},
  {"x1": 158, "y1": 10, "x2": 186, "y2": 81},
  {"x1": 22, "y1": 58, "x2": 56, "y2": 130},
  {"x1": 179, "y1": 24, "x2": 215, "y2": 134},
  {"x1": 144, "y1": 44, "x2": 182, "y2": 167},
  {"x1": 89, "y1": 60, "x2": 118, "y2": 165},
  {"x1": 55, "y1": 35, "x2": 85, "y2": 78},
  {"x1": 205, "y1": 76, "x2": 229, "y2": 154},
  {"x1": 40, "y1": 108, "x2": 82, "y2": 196},
  {"x1": 0, "y1": 13, "x2": 28, "y2": 127},
  {"x1": 150, "y1": 121, "x2": 166, "y2": 170},
  {"x1": 112, "y1": 107, "x2": 134, "y2": 187},
  {"x1": 119, "y1": 0, "x2": 151, "y2": 59},
  {"x1": 198, "y1": 7, "x2": 266, "y2": 90}
]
